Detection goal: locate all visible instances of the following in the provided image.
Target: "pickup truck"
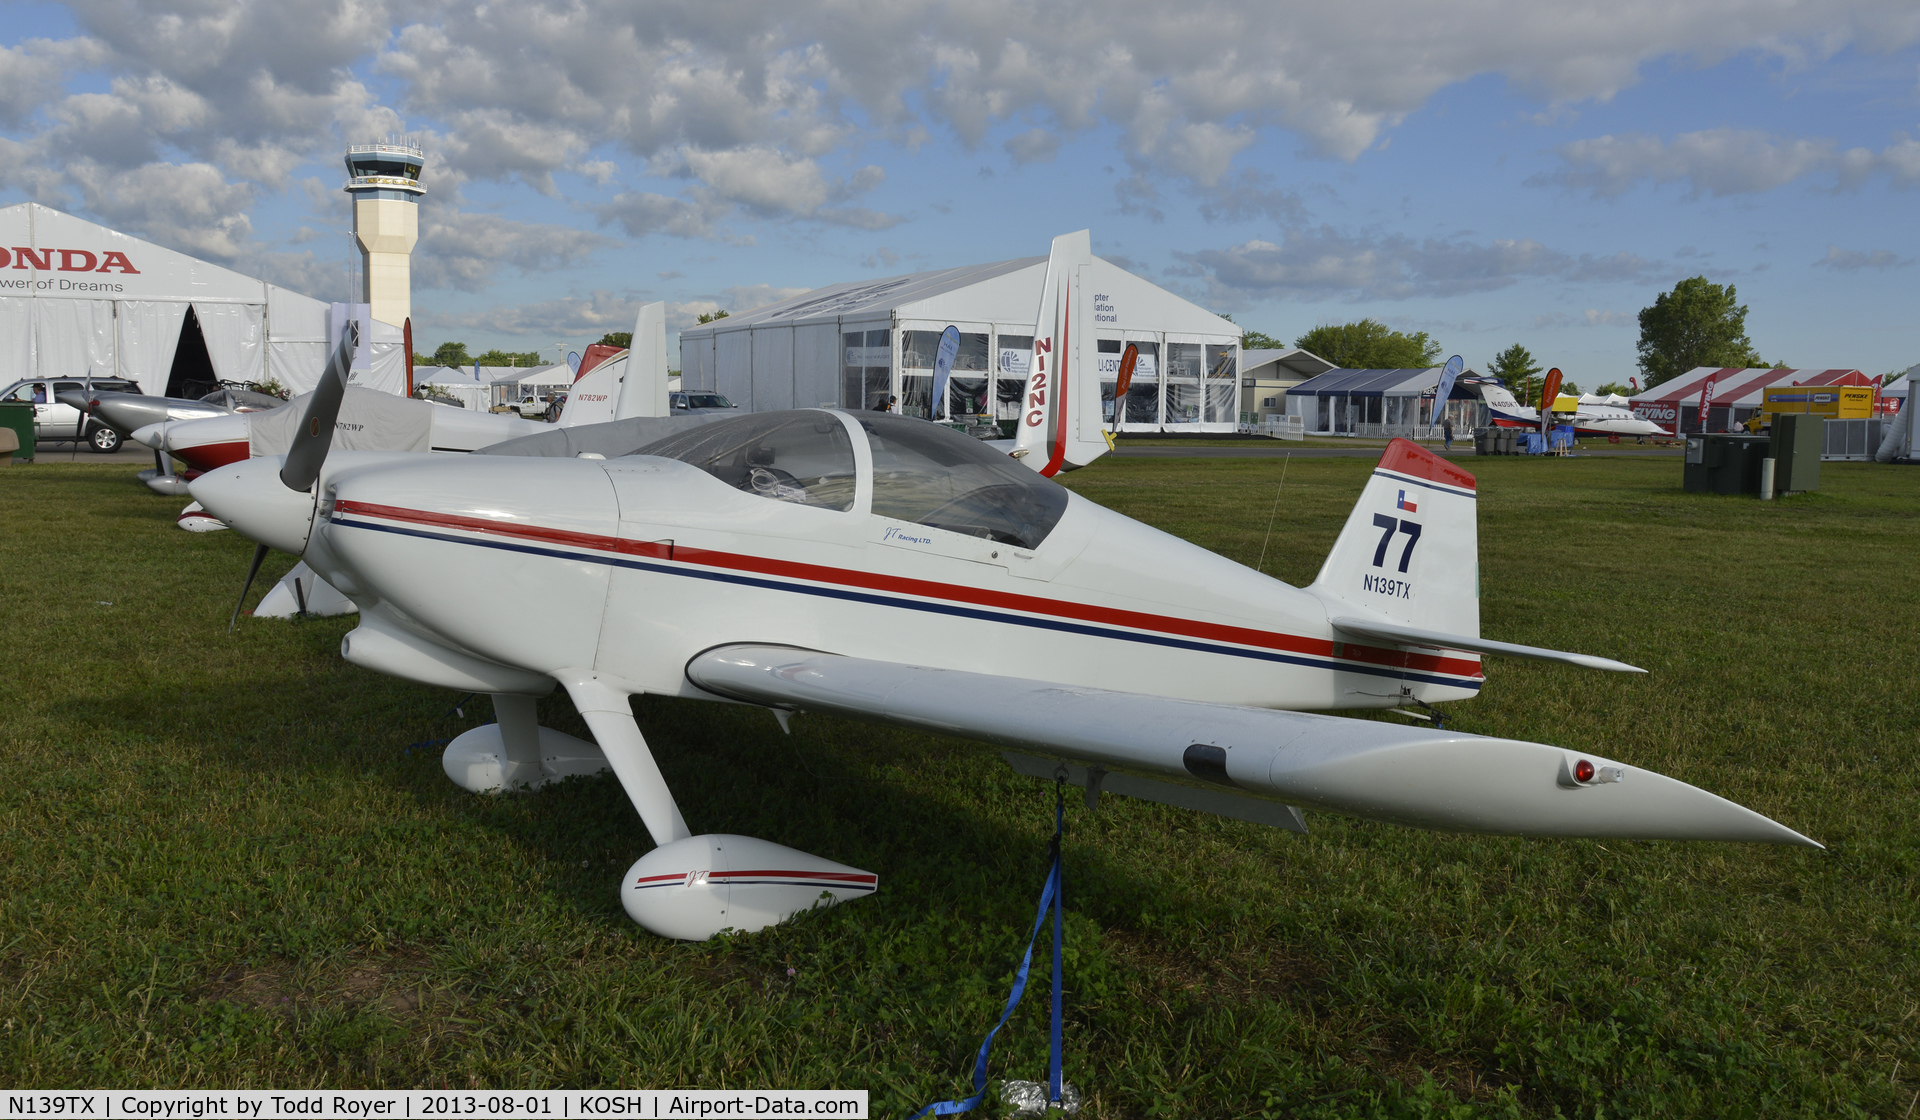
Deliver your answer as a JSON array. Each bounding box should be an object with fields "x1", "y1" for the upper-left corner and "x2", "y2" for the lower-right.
[{"x1": 491, "y1": 393, "x2": 557, "y2": 418}]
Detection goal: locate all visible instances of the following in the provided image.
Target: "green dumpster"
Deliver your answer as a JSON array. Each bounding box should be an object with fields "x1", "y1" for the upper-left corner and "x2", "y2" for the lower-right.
[
  {"x1": 1770, "y1": 413, "x2": 1821, "y2": 494},
  {"x1": 1684, "y1": 433, "x2": 1770, "y2": 495},
  {"x1": 0, "y1": 402, "x2": 33, "y2": 463}
]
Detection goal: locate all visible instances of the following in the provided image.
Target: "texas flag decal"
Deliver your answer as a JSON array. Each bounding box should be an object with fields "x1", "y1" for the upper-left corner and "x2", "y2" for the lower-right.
[{"x1": 1396, "y1": 489, "x2": 1418, "y2": 513}]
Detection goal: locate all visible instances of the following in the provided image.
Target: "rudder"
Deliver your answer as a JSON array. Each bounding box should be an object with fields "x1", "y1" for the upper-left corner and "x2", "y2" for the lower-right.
[{"x1": 1308, "y1": 439, "x2": 1479, "y2": 639}]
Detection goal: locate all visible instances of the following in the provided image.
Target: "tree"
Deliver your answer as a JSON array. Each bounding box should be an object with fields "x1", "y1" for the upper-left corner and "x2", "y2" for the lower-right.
[
  {"x1": 1215, "y1": 313, "x2": 1286, "y2": 350},
  {"x1": 1294, "y1": 319, "x2": 1441, "y2": 369},
  {"x1": 1594, "y1": 381, "x2": 1634, "y2": 397},
  {"x1": 1490, "y1": 343, "x2": 1544, "y2": 406},
  {"x1": 696, "y1": 310, "x2": 730, "y2": 324},
  {"x1": 475, "y1": 349, "x2": 544, "y2": 366},
  {"x1": 431, "y1": 341, "x2": 471, "y2": 368},
  {"x1": 597, "y1": 332, "x2": 632, "y2": 348},
  {"x1": 1635, "y1": 276, "x2": 1764, "y2": 388}
]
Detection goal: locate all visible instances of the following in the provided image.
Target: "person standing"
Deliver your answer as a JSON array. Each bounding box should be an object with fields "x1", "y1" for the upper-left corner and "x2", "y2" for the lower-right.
[{"x1": 1442, "y1": 414, "x2": 1455, "y2": 451}]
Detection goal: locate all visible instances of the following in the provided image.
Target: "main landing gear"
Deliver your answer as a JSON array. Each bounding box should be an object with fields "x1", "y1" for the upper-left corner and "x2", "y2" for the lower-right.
[{"x1": 440, "y1": 680, "x2": 876, "y2": 940}]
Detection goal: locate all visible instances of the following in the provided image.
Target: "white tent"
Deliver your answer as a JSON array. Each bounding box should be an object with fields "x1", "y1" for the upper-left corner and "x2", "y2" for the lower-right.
[
  {"x1": 0, "y1": 202, "x2": 405, "y2": 396},
  {"x1": 415, "y1": 365, "x2": 490, "y2": 411},
  {"x1": 678, "y1": 254, "x2": 1243, "y2": 432}
]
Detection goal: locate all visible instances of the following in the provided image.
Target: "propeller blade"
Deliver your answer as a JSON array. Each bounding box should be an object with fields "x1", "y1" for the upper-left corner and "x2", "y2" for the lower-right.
[
  {"x1": 229, "y1": 541, "x2": 270, "y2": 634},
  {"x1": 279, "y1": 321, "x2": 358, "y2": 492}
]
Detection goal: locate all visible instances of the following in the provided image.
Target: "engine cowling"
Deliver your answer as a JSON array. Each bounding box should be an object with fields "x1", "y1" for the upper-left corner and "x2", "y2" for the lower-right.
[{"x1": 621, "y1": 834, "x2": 877, "y2": 940}]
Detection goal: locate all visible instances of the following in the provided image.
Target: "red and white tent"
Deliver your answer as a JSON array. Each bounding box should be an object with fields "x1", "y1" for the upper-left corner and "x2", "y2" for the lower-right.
[{"x1": 1628, "y1": 367, "x2": 1874, "y2": 432}]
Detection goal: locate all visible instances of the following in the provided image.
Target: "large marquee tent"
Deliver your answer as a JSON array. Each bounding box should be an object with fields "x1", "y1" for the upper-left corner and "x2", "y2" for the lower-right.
[
  {"x1": 1627, "y1": 367, "x2": 1875, "y2": 432},
  {"x1": 678, "y1": 254, "x2": 1244, "y2": 432},
  {"x1": 0, "y1": 203, "x2": 407, "y2": 396},
  {"x1": 1284, "y1": 367, "x2": 1491, "y2": 437}
]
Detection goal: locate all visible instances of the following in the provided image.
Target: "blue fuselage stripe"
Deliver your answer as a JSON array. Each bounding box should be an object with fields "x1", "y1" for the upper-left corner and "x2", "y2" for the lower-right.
[{"x1": 331, "y1": 515, "x2": 1483, "y2": 691}]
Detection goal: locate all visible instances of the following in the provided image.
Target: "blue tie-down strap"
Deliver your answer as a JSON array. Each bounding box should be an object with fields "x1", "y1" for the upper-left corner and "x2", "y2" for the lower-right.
[{"x1": 911, "y1": 796, "x2": 1066, "y2": 1118}]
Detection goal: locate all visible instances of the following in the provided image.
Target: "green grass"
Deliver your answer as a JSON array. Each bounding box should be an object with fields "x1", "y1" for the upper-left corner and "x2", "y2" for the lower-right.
[{"x1": 1, "y1": 455, "x2": 1914, "y2": 1117}]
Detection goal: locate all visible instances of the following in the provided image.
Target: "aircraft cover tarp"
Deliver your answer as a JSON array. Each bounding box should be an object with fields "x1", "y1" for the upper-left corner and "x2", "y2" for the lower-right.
[{"x1": 249, "y1": 386, "x2": 433, "y2": 456}]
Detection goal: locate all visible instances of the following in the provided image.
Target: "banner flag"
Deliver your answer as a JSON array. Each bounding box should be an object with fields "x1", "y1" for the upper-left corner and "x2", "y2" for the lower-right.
[{"x1": 932, "y1": 325, "x2": 960, "y2": 418}]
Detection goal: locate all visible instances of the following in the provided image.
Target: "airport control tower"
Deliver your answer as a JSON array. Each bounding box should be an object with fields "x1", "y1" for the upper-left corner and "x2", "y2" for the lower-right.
[{"x1": 343, "y1": 138, "x2": 425, "y2": 327}]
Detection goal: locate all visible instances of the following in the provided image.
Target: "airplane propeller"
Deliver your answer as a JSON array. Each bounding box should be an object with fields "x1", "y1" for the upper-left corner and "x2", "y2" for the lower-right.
[
  {"x1": 218, "y1": 322, "x2": 358, "y2": 633},
  {"x1": 228, "y1": 541, "x2": 270, "y2": 634},
  {"x1": 280, "y1": 321, "x2": 357, "y2": 492}
]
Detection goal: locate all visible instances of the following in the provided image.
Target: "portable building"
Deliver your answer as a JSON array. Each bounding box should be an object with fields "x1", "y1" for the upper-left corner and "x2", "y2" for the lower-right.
[
  {"x1": 678, "y1": 255, "x2": 1245, "y2": 432},
  {"x1": 1284, "y1": 367, "x2": 1489, "y2": 437},
  {"x1": 1628, "y1": 368, "x2": 1874, "y2": 433},
  {"x1": 1239, "y1": 348, "x2": 1336, "y2": 423},
  {"x1": 0, "y1": 202, "x2": 407, "y2": 396}
]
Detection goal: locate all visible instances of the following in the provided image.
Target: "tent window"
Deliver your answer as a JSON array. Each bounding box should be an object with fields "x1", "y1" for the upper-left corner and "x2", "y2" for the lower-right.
[
  {"x1": 861, "y1": 412, "x2": 1067, "y2": 548},
  {"x1": 1124, "y1": 342, "x2": 1159, "y2": 425},
  {"x1": 842, "y1": 329, "x2": 891, "y2": 411},
  {"x1": 995, "y1": 334, "x2": 1034, "y2": 421},
  {"x1": 636, "y1": 411, "x2": 857, "y2": 511}
]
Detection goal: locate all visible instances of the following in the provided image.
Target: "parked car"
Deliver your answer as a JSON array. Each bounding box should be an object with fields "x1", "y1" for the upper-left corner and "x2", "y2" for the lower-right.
[
  {"x1": 1, "y1": 376, "x2": 143, "y2": 451},
  {"x1": 669, "y1": 391, "x2": 738, "y2": 413}
]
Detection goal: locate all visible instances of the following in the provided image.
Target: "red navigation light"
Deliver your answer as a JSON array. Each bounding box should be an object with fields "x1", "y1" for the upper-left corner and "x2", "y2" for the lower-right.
[{"x1": 1574, "y1": 758, "x2": 1596, "y2": 783}]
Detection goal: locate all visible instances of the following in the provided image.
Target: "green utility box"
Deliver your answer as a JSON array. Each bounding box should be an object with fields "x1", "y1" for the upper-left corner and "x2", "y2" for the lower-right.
[
  {"x1": 0, "y1": 402, "x2": 33, "y2": 463},
  {"x1": 1770, "y1": 412, "x2": 1821, "y2": 494},
  {"x1": 1684, "y1": 433, "x2": 1770, "y2": 495}
]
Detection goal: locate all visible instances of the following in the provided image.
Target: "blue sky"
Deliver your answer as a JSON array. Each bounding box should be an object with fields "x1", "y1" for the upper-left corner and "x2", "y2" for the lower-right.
[{"x1": 3, "y1": 1, "x2": 1917, "y2": 386}]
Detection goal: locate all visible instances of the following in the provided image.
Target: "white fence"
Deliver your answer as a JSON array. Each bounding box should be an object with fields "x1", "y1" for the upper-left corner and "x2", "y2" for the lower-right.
[{"x1": 1239, "y1": 414, "x2": 1304, "y2": 440}]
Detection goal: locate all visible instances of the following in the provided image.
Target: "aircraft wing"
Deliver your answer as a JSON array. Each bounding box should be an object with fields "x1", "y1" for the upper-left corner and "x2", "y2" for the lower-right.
[
  {"x1": 1327, "y1": 616, "x2": 1646, "y2": 673},
  {"x1": 685, "y1": 645, "x2": 1813, "y2": 846}
]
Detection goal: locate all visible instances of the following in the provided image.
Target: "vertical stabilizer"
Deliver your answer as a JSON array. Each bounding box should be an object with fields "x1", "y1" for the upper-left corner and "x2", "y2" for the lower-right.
[
  {"x1": 558, "y1": 353, "x2": 625, "y2": 427},
  {"x1": 1010, "y1": 231, "x2": 1109, "y2": 474},
  {"x1": 1308, "y1": 439, "x2": 1480, "y2": 640},
  {"x1": 616, "y1": 302, "x2": 670, "y2": 419}
]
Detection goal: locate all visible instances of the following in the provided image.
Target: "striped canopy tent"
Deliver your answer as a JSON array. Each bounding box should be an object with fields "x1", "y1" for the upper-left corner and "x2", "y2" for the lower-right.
[{"x1": 1628, "y1": 368, "x2": 1872, "y2": 433}]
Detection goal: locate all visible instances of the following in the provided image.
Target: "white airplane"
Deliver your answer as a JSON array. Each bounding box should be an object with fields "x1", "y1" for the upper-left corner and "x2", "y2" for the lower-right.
[
  {"x1": 187, "y1": 233, "x2": 1816, "y2": 943},
  {"x1": 150, "y1": 306, "x2": 683, "y2": 609},
  {"x1": 1478, "y1": 381, "x2": 1670, "y2": 439}
]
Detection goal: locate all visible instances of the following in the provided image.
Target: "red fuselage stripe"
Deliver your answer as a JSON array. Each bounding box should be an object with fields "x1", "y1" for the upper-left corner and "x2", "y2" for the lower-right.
[
  {"x1": 1043, "y1": 280, "x2": 1069, "y2": 476},
  {"x1": 332, "y1": 499, "x2": 1484, "y2": 678}
]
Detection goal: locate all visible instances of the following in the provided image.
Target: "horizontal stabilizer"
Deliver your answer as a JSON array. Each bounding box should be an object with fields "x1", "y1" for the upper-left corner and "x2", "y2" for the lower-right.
[
  {"x1": 686, "y1": 645, "x2": 1813, "y2": 846},
  {"x1": 1329, "y1": 616, "x2": 1646, "y2": 674}
]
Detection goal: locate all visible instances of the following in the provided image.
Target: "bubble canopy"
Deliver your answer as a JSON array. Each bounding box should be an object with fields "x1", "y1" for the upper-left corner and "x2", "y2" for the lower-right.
[{"x1": 633, "y1": 410, "x2": 1068, "y2": 549}]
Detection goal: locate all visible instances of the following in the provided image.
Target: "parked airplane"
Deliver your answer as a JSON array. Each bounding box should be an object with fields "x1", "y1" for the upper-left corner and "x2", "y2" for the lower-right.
[
  {"x1": 1478, "y1": 380, "x2": 1670, "y2": 439},
  {"x1": 58, "y1": 385, "x2": 286, "y2": 495},
  {"x1": 186, "y1": 238, "x2": 1815, "y2": 943}
]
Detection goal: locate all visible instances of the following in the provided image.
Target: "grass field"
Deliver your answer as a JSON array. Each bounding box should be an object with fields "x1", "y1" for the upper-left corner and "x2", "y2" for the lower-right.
[{"x1": 1, "y1": 453, "x2": 1914, "y2": 1117}]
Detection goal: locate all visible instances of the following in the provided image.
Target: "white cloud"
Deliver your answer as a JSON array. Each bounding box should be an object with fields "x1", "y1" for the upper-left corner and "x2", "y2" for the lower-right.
[
  {"x1": 1182, "y1": 227, "x2": 1657, "y2": 300},
  {"x1": 1814, "y1": 245, "x2": 1912, "y2": 270},
  {"x1": 0, "y1": 36, "x2": 108, "y2": 128},
  {"x1": 1541, "y1": 128, "x2": 1920, "y2": 197},
  {"x1": 1532, "y1": 309, "x2": 1635, "y2": 327},
  {"x1": 1003, "y1": 127, "x2": 1059, "y2": 164},
  {"x1": 418, "y1": 290, "x2": 652, "y2": 335},
  {"x1": 724, "y1": 283, "x2": 812, "y2": 314},
  {"x1": 595, "y1": 190, "x2": 726, "y2": 240},
  {"x1": 413, "y1": 209, "x2": 612, "y2": 292},
  {"x1": 1539, "y1": 129, "x2": 1836, "y2": 197},
  {"x1": 9, "y1": 0, "x2": 1920, "y2": 289}
]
